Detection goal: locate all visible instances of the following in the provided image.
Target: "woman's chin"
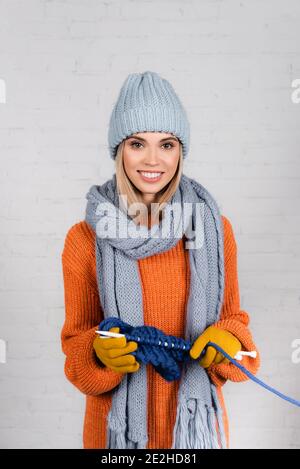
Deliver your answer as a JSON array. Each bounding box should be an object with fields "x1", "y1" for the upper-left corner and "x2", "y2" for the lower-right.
[{"x1": 135, "y1": 179, "x2": 164, "y2": 193}]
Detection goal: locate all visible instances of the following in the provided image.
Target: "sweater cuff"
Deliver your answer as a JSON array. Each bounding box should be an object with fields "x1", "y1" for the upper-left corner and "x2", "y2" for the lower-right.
[
  {"x1": 64, "y1": 326, "x2": 124, "y2": 396},
  {"x1": 207, "y1": 318, "x2": 261, "y2": 385}
]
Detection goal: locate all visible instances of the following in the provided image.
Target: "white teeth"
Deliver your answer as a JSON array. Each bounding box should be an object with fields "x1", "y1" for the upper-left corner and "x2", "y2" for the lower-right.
[{"x1": 140, "y1": 171, "x2": 162, "y2": 179}]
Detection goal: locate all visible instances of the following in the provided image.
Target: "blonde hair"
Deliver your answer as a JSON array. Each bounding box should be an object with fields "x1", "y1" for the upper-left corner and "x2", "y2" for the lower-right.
[{"x1": 114, "y1": 138, "x2": 184, "y2": 228}]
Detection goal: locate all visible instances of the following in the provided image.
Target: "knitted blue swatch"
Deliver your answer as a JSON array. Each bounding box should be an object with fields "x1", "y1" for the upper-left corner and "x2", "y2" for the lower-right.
[{"x1": 99, "y1": 317, "x2": 193, "y2": 381}]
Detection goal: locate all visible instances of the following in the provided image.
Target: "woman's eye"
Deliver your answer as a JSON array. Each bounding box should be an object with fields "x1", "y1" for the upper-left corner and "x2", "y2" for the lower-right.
[
  {"x1": 163, "y1": 142, "x2": 174, "y2": 149},
  {"x1": 130, "y1": 141, "x2": 143, "y2": 148},
  {"x1": 130, "y1": 141, "x2": 174, "y2": 149}
]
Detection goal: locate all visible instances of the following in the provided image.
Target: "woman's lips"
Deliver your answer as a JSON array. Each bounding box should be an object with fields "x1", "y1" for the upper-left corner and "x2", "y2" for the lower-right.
[{"x1": 137, "y1": 171, "x2": 164, "y2": 183}]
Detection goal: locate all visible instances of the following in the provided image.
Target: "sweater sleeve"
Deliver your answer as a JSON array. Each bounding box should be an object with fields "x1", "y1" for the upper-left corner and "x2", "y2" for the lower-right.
[
  {"x1": 61, "y1": 222, "x2": 124, "y2": 396},
  {"x1": 207, "y1": 215, "x2": 261, "y2": 387}
]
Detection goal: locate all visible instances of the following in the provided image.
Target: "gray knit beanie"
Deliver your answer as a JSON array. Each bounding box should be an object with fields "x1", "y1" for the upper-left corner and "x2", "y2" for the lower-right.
[{"x1": 107, "y1": 70, "x2": 190, "y2": 160}]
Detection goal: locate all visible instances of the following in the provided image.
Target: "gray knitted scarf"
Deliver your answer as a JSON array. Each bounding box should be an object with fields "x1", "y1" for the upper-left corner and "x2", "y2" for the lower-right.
[{"x1": 84, "y1": 172, "x2": 227, "y2": 449}]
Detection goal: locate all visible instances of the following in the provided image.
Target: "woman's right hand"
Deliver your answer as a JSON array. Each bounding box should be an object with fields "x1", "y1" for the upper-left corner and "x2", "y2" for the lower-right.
[{"x1": 93, "y1": 327, "x2": 140, "y2": 373}]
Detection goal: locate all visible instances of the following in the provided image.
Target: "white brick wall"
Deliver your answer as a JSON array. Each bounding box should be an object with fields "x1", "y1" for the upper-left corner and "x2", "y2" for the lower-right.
[{"x1": 0, "y1": 0, "x2": 299, "y2": 449}]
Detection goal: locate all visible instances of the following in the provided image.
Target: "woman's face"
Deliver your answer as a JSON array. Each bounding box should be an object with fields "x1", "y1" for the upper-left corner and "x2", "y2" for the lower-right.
[{"x1": 122, "y1": 131, "x2": 180, "y2": 206}]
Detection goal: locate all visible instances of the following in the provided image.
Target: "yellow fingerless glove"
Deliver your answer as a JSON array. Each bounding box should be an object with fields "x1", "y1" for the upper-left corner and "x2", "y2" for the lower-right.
[
  {"x1": 189, "y1": 325, "x2": 242, "y2": 368},
  {"x1": 93, "y1": 327, "x2": 140, "y2": 374}
]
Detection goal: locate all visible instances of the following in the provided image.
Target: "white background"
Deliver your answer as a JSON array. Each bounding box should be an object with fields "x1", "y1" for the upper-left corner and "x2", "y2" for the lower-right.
[{"x1": 0, "y1": 0, "x2": 300, "y2": 449}]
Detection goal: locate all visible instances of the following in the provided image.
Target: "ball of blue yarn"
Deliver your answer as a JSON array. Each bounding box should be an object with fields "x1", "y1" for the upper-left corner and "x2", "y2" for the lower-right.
[{"x1": 98, "y1": 317, "x2": 194, "y2": 382}]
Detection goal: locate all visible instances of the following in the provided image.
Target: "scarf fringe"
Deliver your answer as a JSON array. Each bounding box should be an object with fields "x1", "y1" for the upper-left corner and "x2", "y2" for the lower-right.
[
  {"x1": 171, "y1": 396, "x2": 222, "y2": 449},
  {"x1": 210, "y1": 384, "x2": 227, "y2": 449},
  {"x1": 106, "y1": 410, "x2": 126, "y2": 449},
  {"x1": 106, "y1": 410, "x2": 148, "y2": 449}
]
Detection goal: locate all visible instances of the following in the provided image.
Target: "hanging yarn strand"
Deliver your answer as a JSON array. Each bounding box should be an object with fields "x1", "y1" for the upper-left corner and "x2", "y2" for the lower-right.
[{"x1": 98, "y1": 318, "x2": 300, "y2": 408}]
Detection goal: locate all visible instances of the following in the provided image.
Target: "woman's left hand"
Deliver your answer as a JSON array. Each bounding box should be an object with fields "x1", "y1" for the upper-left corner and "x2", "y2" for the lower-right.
[{"x1": 189, "y1": 325, "x2": 242, "y2": 368}]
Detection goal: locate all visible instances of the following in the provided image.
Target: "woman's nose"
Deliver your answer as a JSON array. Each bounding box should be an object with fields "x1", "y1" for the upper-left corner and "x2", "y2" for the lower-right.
[{"x1": 143, "y1": 149, "x2": 160, "y2": 164}]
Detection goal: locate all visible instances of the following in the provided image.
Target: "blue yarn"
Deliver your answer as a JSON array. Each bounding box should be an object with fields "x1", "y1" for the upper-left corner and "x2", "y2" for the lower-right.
[
  {"x1": 98, "y1": 318, "x2": 300, "y2": 408},
  {"x1": 99, "y1": 317, "x2": 192, "y2": 382}
]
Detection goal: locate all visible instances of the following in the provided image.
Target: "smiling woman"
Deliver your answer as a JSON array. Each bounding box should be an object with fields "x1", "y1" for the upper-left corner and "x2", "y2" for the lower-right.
[
  {"x1": 115, "y1": 131, "x2": 184, "y2": 228},
  {"x1": 61, "y1": 70, "x2": 260, "y2": 450}
]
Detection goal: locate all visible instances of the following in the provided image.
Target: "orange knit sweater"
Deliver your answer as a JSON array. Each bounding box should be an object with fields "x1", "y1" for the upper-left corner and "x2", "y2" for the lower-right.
[{"x1": 61, "y1": 215, "x2": 260, "y2": 449}]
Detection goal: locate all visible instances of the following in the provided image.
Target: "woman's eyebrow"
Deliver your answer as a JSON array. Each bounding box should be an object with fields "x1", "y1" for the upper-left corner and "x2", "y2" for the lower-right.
[{"x1": 127, "y1": 136, "x2": 178, "y2": 142}]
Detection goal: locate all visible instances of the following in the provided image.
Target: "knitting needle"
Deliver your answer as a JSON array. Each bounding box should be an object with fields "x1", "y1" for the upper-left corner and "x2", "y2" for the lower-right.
[
  {"x1": 95, "y1": 330, "x2": 125, "y2": 339},
  {"x1": 235, "y1": 350, "x2": 257, "y2": 360},
  {"x1": 95, "y1": 330, "x2": 257, "y2": 359}
]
